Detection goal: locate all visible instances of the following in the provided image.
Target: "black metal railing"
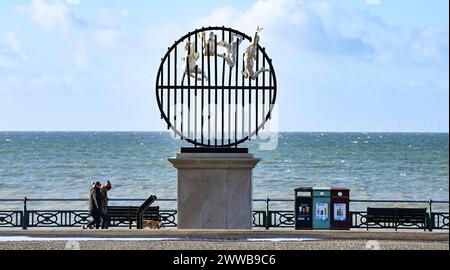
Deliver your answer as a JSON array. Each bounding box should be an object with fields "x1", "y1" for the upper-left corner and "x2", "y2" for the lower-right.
[{"x1": 0, "y1": 197, "x2": 448, "y2": 231}]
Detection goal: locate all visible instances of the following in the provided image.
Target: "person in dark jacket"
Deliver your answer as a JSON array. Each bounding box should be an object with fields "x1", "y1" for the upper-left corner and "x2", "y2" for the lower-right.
[
  {"x1": 100, "y1": 180, "x2": 112, "y2": 229},
  {"x1": 83, "y1": 181, "x2": 102, "y2": 229}
]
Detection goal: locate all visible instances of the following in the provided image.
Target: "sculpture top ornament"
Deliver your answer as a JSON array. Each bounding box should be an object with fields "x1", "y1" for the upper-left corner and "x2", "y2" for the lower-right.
[{"x1": 155, "y1": 26, "x2": 277, "y2": 149}]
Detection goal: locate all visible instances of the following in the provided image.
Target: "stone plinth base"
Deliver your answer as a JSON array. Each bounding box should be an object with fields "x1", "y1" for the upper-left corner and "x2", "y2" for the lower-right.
[{"x1": 168, "y1": 152, "x2": 260, "y2": 229}]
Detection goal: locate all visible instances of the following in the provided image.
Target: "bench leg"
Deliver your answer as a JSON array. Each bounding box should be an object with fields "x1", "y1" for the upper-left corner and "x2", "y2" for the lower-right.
[{"x1": 137, "y1": 213, "x2": 142, "y2": 230}]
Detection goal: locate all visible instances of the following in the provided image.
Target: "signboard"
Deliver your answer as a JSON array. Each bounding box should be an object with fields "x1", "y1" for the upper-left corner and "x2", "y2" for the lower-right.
[
  {"x1": 315, "y1": 203, "x2": 329, "y2": 221},
  {"x1": 333, "y1": 203, "x2": 347, "y2": 221}
]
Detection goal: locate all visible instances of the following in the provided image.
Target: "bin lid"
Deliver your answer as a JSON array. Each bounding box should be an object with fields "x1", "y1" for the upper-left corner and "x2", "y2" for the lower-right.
[
  {"x1": 294, "y1": 187, "x2": 313, "y2": 191},
  {"x1": 312, "y1": 187, "x2": 331, "y2": 198},
  {"x1": 331, "y1": 187, "x2": 350, "y2": 191},
  {"x1": 312, "y1": 187, "x2": 331, "y2": 190},
  {"x1": 331, "y1": 187, "x2": 350, "y2": 197}
]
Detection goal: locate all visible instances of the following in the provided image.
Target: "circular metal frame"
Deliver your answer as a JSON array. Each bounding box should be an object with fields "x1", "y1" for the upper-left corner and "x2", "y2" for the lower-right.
[{"x1": 155, "y1": 26, "x2": 277, "y2": 148}]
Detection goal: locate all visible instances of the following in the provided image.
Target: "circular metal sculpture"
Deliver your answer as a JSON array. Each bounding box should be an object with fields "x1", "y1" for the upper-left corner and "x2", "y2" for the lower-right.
[{"x1": 156, "y1": 26, "x2": 277, "y2": 148}]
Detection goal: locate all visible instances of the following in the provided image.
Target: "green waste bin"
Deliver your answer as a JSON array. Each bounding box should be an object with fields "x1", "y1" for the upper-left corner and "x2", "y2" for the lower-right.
[{"x1": 313, "y1": 187, "x2": 331, "y2": 230}]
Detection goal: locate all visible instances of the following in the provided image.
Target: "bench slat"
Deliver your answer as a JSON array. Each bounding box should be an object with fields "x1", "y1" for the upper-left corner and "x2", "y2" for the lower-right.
[{"x1": 107, "y1": 206, "x2": 159, "y2": 219}]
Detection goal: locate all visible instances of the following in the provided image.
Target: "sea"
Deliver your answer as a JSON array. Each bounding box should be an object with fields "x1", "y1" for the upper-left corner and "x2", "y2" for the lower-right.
[{"x1": 0, "y1": 132, "x2": 448, "y2": 210}]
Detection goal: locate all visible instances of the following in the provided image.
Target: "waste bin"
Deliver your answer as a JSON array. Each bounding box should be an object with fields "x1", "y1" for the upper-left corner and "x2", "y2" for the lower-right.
[
  {"x1": 312, "y1": 187, "x2": 331, "y2": 230},
  {"x1": 294, "y1": 187, "x2": 313, "y2": 230},
  {"x1": 330, "y1": 188, "x2": 351, "y2": 230}
]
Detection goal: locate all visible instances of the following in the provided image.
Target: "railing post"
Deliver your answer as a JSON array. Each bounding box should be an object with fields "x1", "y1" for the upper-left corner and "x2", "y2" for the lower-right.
[
  {"x1": 265, "y1": 197, "x2": 270, "y2": 230},
  {"x1": 128, "y1": 206, "x2": 132, "y2": 230},
  {"x1": 22, "y1": 197, "x2": 28, "y2": 230},
  {"x1": 428, "y1": 199, "x2": 433, "y2": 232}
]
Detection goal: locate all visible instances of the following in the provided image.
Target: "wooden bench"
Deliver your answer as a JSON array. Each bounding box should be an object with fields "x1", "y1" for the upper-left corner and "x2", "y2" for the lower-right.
[
  {"x1": 107, "y1": 195, "x2": 159, "y2": 229},
  {"x1": 366, "y1": 207, "x2": 428, "y2": 231},
  {"x1": 107, "y1": 206, "x2": 160, "y2": 229}
]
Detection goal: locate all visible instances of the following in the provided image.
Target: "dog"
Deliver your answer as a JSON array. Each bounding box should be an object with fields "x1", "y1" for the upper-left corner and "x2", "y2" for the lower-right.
[
  {"x1": 133, "y1": 217, "x2": 165, "y2": 229},
  {"x1": 142, "y1": 219, "x2": 165, "y2": 229}
]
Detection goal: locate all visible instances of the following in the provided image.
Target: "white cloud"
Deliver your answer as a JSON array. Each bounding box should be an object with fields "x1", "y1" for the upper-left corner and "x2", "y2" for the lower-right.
[
  {"x1": 121, "y1": 9, "x2": 130, "y2": 17},
  {"x1": 75, "y1": 52, "x2": 89, "y2": 68},
  {"x1": 95, "y1": 29, "x2": 120, "y2": 49},
  {"x1": 0, "y1": 32, "x2": 29, "y2": 70},
  {"x1": 194, "y1": 0, "x2": 446, "y2": 67},
  {"x1": 410, "y1": 27, "x2": 447, "y2": 57},
  {"x1": 366, "y1": 0, "x2": 381, "y2": 5},
  {"x1": 194, "y1": 0, "x2": 295, "y2": 34},
  {"x1": 141, "y1": 22, "x2": 189, "y2": 51},
  {"x1": 407, "y1": 26, "x2": 449, "y2": 66},
  {"x1": 0, "y1": 54, "x2": 19, "y2": 71},
  {"x1": 96, "y1": 9, "x2": 124, "y2": 28},
  {"x1": 66, "y1": 0, "x2": 80, "y2": 5},
  {"x1": 4, "y1": 33, "x2": 26, "y2": 57},
  {"x1": 195, "y1": 0, "x2": 382, "y2": 57},
  {"x1": 23, "y1": 0, "x2": 69, "y2": 29}
]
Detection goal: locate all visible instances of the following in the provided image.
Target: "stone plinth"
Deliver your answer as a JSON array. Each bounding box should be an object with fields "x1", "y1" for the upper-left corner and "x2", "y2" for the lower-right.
[{"x1": 168, "y1": 152, "x2": 260, "y2": 229}]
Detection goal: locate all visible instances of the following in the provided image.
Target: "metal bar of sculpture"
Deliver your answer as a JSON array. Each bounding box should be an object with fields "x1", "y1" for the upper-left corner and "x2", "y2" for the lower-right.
[
  {"x1": 181, "y1": 59, "x2": 184, "y2": 135},
  {"x1": 214, "y1": 35, "x2": 218, "y2": 146},
  {"x1": 221, "y1": 29, "x2": 226, "y2": 146},
  {"x1": 187, "y1": 39, "x2": 191, "y2": 138},
  {"x1": 174, "y1": 46, "x2": 177, "y2": 136},
  {"x1": 207, "y1": 38, "x2": 211, "y2": 146},
  {"x1": 201, "y1": 35, "x2": 205, "y2": 145},
  {"x1": 228, "y1": 30, "x2": 233, "y2": 145},
  {"x1": 256, "y1": 47, "x2": 259, "y2": 135},
  {"x1": 195, "y1": 34, "x2": 198, "y2": 142},
  {"x1": 167, "y1": 53, "x2": 170, "y2": 129},
  {"x1": 262, "y1": 49, "x2": 266, "y2": 129},
  {"x1": 248, "y1": 57, "x2": 252, "y2": 140},
  {"x1": 241, "y1": 58, "x2": 245, "y2": 139},
  {"x1": 160, "y1": 61, "x2": 163, "y2": 119},
  {"x1": 269, "y1": 61, "x2": 272, "y2": 120},
  {"x1": 234, "y1": 39, "x2": 239, "y2": 146},
  {"x1": 195, "y1": 65, "x2": 198, "y2": 142}
]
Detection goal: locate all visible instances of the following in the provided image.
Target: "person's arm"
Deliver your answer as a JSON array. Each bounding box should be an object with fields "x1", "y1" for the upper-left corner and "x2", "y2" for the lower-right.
[
  {"x1": 252, "y1": 27, "x2": 263, "y2": 49},
  {"x1": 91, "y1": 190, "x2": 100, "y2": 209}
]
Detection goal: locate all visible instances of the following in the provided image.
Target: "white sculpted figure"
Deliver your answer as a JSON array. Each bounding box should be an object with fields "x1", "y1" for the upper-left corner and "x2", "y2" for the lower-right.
[
  {"x1": 200, "y1": 31, "x2": 216, "y2": 56},
  {"x1": 242, "y1": 26, "x2": 270, "y2": 80},
  {"x1": 217, "y1": 34, "x2": 243, "y2": 68},
  {"x1": 182, "y1": 40, "x2": 208, "y2": 81},
  {"x1": 198, "y1": 30, "x2": 245, "y2": 68}
]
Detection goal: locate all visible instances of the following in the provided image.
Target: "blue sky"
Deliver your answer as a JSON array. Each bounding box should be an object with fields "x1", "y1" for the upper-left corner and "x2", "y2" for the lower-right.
[{"x1": 0, "y1": 0, "x2": 448, "y2": 132}]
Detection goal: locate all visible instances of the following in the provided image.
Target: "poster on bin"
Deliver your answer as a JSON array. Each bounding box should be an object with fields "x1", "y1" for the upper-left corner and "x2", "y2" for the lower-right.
[
  {"x1": 298, "y1": 204, "x2": 311, "y2": 221},
  {"x1": 315, "y1": 203, "x2": 328, "y2": 221},
  {"x1": 333, "y1": 203, "x2": 347, "y2": 221}
]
